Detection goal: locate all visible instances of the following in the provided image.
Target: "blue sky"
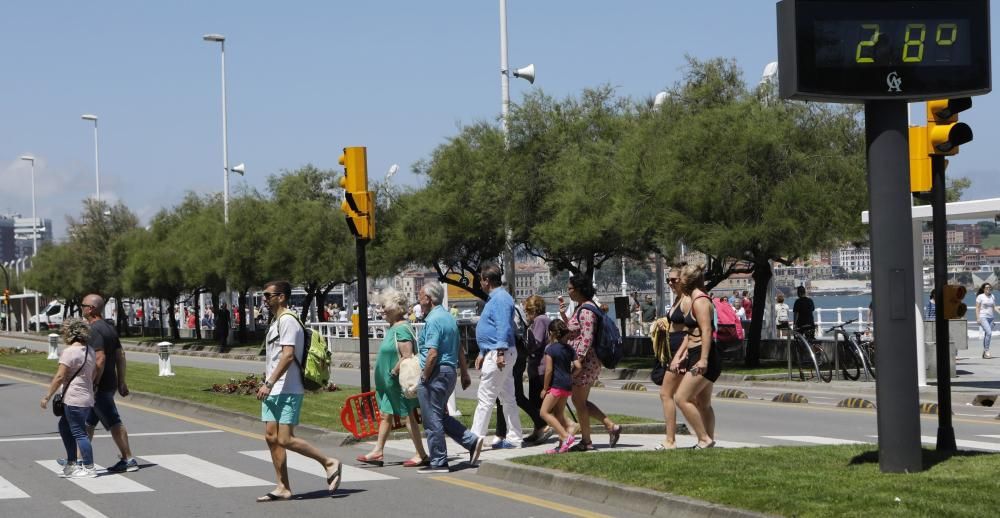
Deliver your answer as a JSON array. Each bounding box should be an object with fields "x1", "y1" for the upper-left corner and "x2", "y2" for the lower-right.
[{"x1": 2, "y1": 1, "x2": 998, "y2": 238}]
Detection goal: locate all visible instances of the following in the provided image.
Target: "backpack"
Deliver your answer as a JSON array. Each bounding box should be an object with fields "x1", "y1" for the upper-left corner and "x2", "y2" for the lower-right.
[
  {"x1": 575, "y1": 303, "x2": 624, "y2": 369},
  {"x1": 712, "y1": 298, "x2": 742, "y2": 343},
  {"x1": 279, "y1": 311, "x2": 332, "y2": 391}
]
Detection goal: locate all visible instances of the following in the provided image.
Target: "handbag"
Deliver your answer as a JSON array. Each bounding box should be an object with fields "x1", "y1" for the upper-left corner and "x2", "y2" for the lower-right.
[
  {"x1": 650, "y1": 361, "x2": 667, "y2": 386},
  {"x1": 53, "y1": 347, "x2": 89, "y2": 417},
  {"x1": 395, "y1": 324, "x2": 421, "y2": 399}
]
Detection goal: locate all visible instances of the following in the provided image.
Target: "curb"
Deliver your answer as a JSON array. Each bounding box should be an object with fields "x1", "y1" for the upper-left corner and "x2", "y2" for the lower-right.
[
  {"x1": 477, "y1": 459, "x2": 772, "y2": 518},
  {"x1": 716, "y1": 388, "x2": 749, "y2": 399},
  {"x1": 836, "y1": 398, "x2": 876, "y2": 409},
  {"x1": 772, "y1": 393, "x2": 808, "y2": 404},
  {"x1": 0, "y1": 364, "x2": 355, "y2": 446}
]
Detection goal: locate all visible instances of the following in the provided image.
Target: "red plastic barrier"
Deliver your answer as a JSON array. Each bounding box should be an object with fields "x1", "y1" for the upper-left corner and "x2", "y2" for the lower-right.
[{"x1": 340, "y1": 392, "x2": 422, "y2": 438}]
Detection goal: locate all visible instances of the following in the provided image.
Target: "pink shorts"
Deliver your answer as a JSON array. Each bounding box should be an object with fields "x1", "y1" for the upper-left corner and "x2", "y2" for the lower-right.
[{"x1": 548, "y1": 387, "x2": 572, "y2": 399}]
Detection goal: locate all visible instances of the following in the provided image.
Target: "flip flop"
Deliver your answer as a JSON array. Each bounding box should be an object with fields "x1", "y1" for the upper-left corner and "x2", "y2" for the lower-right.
[
  {"x1": 356, "y1": 453, "x2": 384, "y2": 467},
  {"x1": 326, "y1": 461, "x2": 343, "y2": 494},
  {"x1": 256, "y1": 492, "x2": 291, "y2": 503}
]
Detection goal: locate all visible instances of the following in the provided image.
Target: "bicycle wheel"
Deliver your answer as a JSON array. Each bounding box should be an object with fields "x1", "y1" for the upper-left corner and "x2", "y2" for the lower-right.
[
  {"x1": 862, "y1": 341, "x2": 877, "y2": 380},
  {"x1": 814, "y1": 345, "x2": 833, "y2": 383},
  {"x1": 839, "y1": 340, "x2": 862, "y2": 381}
]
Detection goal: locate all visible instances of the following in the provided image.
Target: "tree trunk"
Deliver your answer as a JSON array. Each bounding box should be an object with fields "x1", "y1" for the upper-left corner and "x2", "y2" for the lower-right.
[
  {"x1": 318, "y1": 285, "x2": 334, "y2": 322},
  {"x1": 237, "y1": 290, "x2": 248, "y2": 344},
  {"x1": 301, "y1": 282, "x2": 318, "y2": 322},
  {"x1": 193, "y1": 290, "x2": 203, "y2": 341},
  {"x1": 115, "y1": 297, "x2": 128, "y2": 336},
  {"x1": 167, "y1": 299, "x2": 180, "y2": 341},
  {"x1": 745, "y1": 260, "x2": 773, "y2": 368}
]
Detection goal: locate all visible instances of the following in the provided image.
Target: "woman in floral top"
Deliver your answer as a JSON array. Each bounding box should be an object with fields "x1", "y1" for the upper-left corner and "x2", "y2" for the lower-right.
[{"x1": 560, "y1": 276, "x2": 622, "y2": 451}]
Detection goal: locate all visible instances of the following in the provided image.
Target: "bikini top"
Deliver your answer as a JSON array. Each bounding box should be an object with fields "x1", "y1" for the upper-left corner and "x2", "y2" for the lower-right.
[
  {"x1": 668, "y1": 300, "x2": 686, "y2": 325},
  {"x1": 684, "y1": 295, "x2": 713, "y2": 338}
]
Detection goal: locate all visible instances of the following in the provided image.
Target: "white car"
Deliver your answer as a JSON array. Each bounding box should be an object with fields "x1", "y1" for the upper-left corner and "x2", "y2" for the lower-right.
[{"x1": 28, "y1": 300, "x2": 64, "y2": 331}]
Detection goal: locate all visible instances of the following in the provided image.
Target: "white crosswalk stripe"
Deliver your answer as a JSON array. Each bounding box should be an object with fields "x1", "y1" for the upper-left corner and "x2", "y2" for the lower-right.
[
  {"x1": 61, "y1": 500, "x2": 110, "y2": 518},
  {"x1": 240, "y1": 450, "x2": 397, "y2": 482},
  {"x1": 763, "y1": 436, "x2": 867, "y2": 445},
  {"x1": 976, "y1": 435, "x2": 1000, "y2": 440},
  {"x1": 35, "y1": 460, "x2": 154, "y2": 494},
  {"x1": 0, "y1": 474, "x2": 29, "y2": 499},
  {"x1": 920, "y1": 436, "x2": 1000, "y2": 452},
  {"x1": 138, "y1": 454, "x2": 272, "y2": 488}
]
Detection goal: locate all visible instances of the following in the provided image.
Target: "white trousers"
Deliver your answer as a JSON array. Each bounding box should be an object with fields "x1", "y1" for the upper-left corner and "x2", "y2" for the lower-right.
[{"x1": 471, "y1": 349, "x2": 522, "y2": 445}]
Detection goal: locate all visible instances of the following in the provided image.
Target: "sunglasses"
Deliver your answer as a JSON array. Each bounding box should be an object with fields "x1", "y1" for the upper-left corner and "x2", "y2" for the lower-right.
[
  {"x1": 262, "y1": 292, "x2": 281, "y2": 299},
  {"x1": 667, "y1": 278, "x2": 679, "y2": 284},
  {"x1": 81, "y1": 304, "x2": 95, "y2": 309}
]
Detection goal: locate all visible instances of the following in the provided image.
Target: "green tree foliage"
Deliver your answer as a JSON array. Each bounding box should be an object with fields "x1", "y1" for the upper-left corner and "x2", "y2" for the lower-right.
[
  {"x1": 373, "y1": 124, "x2": 510, "y2": 300},
  {"x1": 641, "y1": 57, "x2": 867, "y2": 365},
  {"x1": 508, "y1": 87, "x2": 659, "y2": 279}
]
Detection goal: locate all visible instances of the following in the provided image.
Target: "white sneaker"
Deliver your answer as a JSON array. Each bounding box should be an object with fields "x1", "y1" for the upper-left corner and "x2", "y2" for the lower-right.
[
  {"x1": 58, "y1": 463, "x2": 77, "y2": 478},
  {"x1": 68, "y1": 465, "x2": 98, "y2": 478}
]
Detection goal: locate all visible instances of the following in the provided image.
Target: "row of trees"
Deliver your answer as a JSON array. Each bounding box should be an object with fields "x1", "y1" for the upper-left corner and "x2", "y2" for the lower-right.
[{"x1": 27, "y1": 57, "x2": 950, "y2": 364}]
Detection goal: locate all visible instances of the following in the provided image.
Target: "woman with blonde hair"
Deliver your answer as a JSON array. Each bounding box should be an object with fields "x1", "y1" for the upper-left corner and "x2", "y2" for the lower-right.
[
  {"x1": 654, "y1": 265, "x2": 688, "y2": 449},
  {"x1": 357, "y1": 288, "x2": 429, "y2": 467},
  {"x1": 521, "y1": 294, "x2": 553, "y2": 444},
  {"x1": 41, "y1": 318, "x2": 98, "y2": 478},
  {"x1": 672, "y1": 264, "x2": 721, "y2": 449}
]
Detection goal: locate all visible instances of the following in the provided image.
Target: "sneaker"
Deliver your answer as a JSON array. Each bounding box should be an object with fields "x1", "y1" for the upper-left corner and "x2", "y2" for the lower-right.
[
  {"x1": 470, "y1": 436, "x2": 485, "y2": 464},
  {"x1": 984, "y1": 352, "x2": 992, "y2": 359},
  {"x1": 558, "y1": 436, "x2": 577, "y2": 453},
  {"x1": 492, "y1": 439, "x2": 518, "y2": 450},
  {"x1": 68, "y1": 465, "x2": 98, "y2": 479},
  {"x1": 107, "y1": 458, "x2": 139, "y2": 473},
  {"x1": 58, "y1": 463, "x2": 77, "y2": 478},
  {"x1": 416, "y1": 465, "x2": 451, "y2": 474},
  {"x1": 56, "y1": 458, "x2": 68, "y2": 467}
]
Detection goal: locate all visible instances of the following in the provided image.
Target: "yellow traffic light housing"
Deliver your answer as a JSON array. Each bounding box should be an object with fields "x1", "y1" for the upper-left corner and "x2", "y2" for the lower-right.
[
  {"x1": 941, "y1": 284, "x2": 968, "y2": 320},
  {"x1": 908, "y1": 126, "x2": 931, "y2": 193},
  {"x1": 2, "y1": 288, "x2": 9, "y2": 306},
  {"x1": 338, "y1": 146, "x2": 375, "y2": 240},
  {"x1": 926, "y1": 98, "x2": 973, "y2": 156}
]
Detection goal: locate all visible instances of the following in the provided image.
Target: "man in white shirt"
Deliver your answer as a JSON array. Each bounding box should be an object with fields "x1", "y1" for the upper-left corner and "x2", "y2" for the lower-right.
[{"x1": 255, "y1": 280, "x2": 342, "y2": 501}]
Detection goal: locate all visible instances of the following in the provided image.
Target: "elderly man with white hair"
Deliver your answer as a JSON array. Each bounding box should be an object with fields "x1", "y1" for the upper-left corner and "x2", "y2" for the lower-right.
[{"x1": 415, "y1": 281, "x2": 484, "y2": 473}]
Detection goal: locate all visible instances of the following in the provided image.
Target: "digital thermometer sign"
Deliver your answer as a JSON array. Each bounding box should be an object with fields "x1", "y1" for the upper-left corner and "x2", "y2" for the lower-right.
[{"x1": 777, "y1": 0, "x2": 991, "y2": 102}]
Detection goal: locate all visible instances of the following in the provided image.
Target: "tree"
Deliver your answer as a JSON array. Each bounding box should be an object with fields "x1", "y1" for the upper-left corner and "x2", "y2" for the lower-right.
[
  {"x1": 508, "y1": 87, "x2": 661, "y2": 280},
  {"x1": 642, "y1": 57, "x2": 868, "y2": 366},
  {"x1": 372, "y1": 124, "x2": 511, "y2": 301}
]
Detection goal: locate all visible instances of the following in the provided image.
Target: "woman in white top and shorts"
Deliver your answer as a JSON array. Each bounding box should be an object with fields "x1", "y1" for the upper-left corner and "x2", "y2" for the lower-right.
[{"x1": 976, "y1": 283, "x2": 1000, "y2": 359}]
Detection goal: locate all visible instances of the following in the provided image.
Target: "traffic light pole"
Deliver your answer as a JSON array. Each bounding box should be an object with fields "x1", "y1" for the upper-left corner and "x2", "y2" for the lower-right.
[
  {"x1": 356, "y1": 238, "x2": 371, "y2": 393},
  {"x1": 931, "y1": 154, "x2": 956, "y2": 451},
  {"x1": 865, "y1": 101, "x2": 923, "y2": 473}
]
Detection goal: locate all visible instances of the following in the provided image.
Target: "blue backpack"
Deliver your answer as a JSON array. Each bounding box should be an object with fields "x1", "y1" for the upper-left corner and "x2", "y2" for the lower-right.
[{"x1": 576, "y1": 303, "x2": 624, "y2": 369}]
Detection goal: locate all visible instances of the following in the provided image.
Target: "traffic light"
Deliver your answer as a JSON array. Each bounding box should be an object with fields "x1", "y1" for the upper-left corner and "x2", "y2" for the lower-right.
[
  {"x1": 941, "y1": 284, "x2": 968, "y2": 320},
  {"x1": 338, "y1": 146, "x2": 375, "y2": 240},
  {"x1": 2, "y1": 288, "x2": 8, "y2": 307},
  {"x1": 926, "y1": 98, "x2": 973, "y2": 156},
  {"x1": 908, "y1": 126, "x2": 931, "y2": 193}
]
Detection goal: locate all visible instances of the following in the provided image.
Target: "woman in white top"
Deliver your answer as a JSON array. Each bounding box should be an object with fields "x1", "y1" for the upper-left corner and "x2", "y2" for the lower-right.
[
  {"x1": 775, "y1": 294, "x2": 791, "y2": 338},
  {"x1": 41, "y1": 318, "x2": 97, "y2": 478},
  {"x1": 976, "y1": 283, "x2": 1000, "y2": 359}
]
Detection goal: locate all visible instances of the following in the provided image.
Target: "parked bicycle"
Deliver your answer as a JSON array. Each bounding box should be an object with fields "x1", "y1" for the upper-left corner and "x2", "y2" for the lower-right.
[
  {"x1": 856, "y1": 332, "x2": 876, "y2": 380},
  {"x1": 787, "y1": 324, "x2": 832, "y2": 383},
  {"x1": 826, "y1": 319, "x2": 872, "y2": 381}
]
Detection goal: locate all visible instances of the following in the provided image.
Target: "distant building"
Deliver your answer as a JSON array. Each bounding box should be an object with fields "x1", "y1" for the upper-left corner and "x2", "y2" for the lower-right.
[
  {"x1": 512, "y1": 262, "x2": 551, "y2": 299},
  {"x1": 922, "y1": 225, "x2": 982, "y2": 260},
  {"x1": 0, "y1": 217, "x2": 14, "y2": 263},
  {"x1": 392, "y1": 269, "x2": 439, "y2": 305},
  {"x1": 8, "y1": 216, "x2": 54, "y2": 259},
  {"x1": 831, "y1": 245, "x2": 871, "y2": 274}
]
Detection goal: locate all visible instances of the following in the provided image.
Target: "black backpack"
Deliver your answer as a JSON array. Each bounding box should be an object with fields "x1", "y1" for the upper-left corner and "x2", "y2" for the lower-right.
[{"x1": 576, "y1": 303, "x2": 624, "y2": 369}]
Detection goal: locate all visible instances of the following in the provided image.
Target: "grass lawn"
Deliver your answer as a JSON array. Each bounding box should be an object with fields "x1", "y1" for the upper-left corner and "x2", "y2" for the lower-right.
[
  {"x1": 514, "y1": 445, "x2": 1000, "y2": 517},
  {"x1": 0, "y1": 351, "x2": 652, "y2": 434}
]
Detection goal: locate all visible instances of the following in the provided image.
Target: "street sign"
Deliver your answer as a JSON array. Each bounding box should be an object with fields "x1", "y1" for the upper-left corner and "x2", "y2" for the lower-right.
[{"x1": 777, "y1": 0, "x2": 991, "y2": 102}]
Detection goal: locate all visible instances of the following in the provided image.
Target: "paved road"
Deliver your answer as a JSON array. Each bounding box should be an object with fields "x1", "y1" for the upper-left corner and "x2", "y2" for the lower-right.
[{"x1": 0, "y1": 368, "x2": 644, "y2": 518}]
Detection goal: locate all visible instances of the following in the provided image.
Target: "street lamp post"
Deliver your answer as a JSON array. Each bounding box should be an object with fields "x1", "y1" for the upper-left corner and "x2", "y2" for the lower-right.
[
  {"x1": 19, "y1": 155, "x2": 40, "y2": 332},
  {"x1": 81, "y1": 114, "x2": 100, "y2": 202},
  {"x1": 203, "y1": 33, "x2": 236, "y2": 345},
  {"x1": 498, "y1": 0, "x2": 534, "y2": 291}
]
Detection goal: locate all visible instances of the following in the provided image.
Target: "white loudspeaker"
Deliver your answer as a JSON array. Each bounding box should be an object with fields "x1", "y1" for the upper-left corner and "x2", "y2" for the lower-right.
[
  {"x1": 231, "y1": 163, "x2": 245, "y2": 176},
  {"x1": 513, "y1": 64, "x2": 535, "y2": 84}
]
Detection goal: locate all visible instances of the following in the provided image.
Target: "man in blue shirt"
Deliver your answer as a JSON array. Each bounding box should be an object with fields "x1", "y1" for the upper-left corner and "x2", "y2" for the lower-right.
[
  {"x1": 471, "y1": 263, "x2": 522, "y2": 448},
  {"x1": 416, "y1": 281, "x2": 484, "y2": 473}
]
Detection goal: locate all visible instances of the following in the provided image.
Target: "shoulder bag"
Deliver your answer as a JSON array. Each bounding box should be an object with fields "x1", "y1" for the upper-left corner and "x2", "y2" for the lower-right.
[
  {"x1": 53, "y1": 347, "x2": 89, "y2": 417},
  {"x1": 395, "y1": 324, "x2": 422, "y2": 399}
]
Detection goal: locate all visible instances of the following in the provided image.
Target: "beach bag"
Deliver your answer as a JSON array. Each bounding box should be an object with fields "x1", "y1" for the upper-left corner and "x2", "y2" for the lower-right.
[
  {"x1": 712, "y1": 299, "x2": 741, "y2": 343},
  {"x1": 576, "y1": 303, "x2": 624, "y2": 369},
  {"x1": 281, "y1": 311, "x2": 332, "y2": 391},
  {"x1": 395, "y1": 324, "x2": 421, "y2": 399}
]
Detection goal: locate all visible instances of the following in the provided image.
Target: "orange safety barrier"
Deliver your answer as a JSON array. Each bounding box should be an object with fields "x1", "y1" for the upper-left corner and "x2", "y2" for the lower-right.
[{"x1": 340, "y1": 391, "x2": 418, "y2": 439}]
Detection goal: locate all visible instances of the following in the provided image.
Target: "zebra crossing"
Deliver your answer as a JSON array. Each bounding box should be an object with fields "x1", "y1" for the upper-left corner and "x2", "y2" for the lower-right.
[{"x1": 2, "y1": 448, "x2": 397, "y2": 502}]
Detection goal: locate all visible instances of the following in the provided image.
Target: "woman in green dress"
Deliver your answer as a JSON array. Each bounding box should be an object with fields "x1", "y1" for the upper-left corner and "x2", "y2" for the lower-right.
[{"x1": 357, "y1": 288, "x2": 429, "y2": 467}]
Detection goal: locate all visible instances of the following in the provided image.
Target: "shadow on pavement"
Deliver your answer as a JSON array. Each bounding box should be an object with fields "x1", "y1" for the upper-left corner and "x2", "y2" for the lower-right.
[
  {"x1": 848, "y1": 448, "x2": 997, "y2": 470},
  {"x1": 295, "y1": 488, "x2": 366, "y2": 500}
]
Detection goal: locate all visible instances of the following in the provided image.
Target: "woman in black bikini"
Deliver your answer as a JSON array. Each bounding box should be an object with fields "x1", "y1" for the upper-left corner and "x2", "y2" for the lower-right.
[
  {"x1": 672, "y1": 264, "x2": 721, "y2": 449},
  {"x1": 655, "y1": 265, "x2": 688, "y2": 449}
]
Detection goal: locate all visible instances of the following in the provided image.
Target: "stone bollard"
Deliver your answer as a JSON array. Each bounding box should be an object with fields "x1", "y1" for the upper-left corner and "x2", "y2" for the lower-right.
[
  {"x1": 157, "y1": 341, "x2": 175, "y2": 376},
  {"x1": 47, "y1": 333, "x2": 59, "y2": 360}
]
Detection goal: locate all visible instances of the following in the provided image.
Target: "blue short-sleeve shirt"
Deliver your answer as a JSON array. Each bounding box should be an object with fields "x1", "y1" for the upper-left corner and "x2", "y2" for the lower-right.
[{"x1": 419, "y1": 305, "x2": 459, "y2": 369}]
